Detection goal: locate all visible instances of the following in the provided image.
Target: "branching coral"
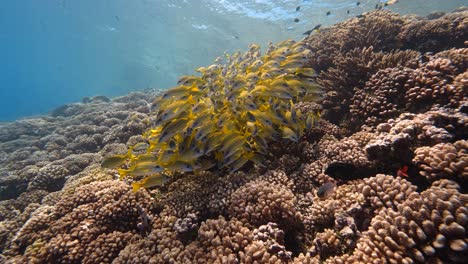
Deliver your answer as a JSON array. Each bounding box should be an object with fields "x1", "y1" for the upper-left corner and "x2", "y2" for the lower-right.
[
  {"x1": 228, "y1": 179, "x2": 301, "y2": 229},
  {"x1": 317, "y1": 47, "x2": 420, "y2": 125},
  {"x1": 358, "y1": 174, "x2": 417, "y2": 214},
  {"x1": 344, "y1": 183, "x2": 467, "y2": 263},
  {"x1": 300, "y1": 183, "x2": 365, "y2": 234},
  {"x1": 305, "y1": 10, "x2": 406, "y2": 71},
  {"x1": 398, "y1": 10, "x2": 468, "y2": 52},
  {"x1": 6, "y1": 180, "x2": 156, "y2": 263},
  {"x1": 364, "y1": 106, "x2": 468, "y2": 168},
  {"x1": 404, "y1": 58, "x2": 465, "y2": 110},
  {"x1": 304, "y1": 10, "x2": 468, "y2": 130},
  {"x1": 350, "y1": 67, "x2": 413, "y2": 126},
  {"x1": 413, "y1": 140, "x2": 467, "y2": 182}
]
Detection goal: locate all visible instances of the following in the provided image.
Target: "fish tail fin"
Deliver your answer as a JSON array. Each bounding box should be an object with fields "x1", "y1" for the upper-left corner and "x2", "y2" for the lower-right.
[
  {"x1": 132, "y1": 182, "x2": 142, "y2": 192},
  {"x1": 117, "y1": 168, "x2": 128, "y2": 180}
]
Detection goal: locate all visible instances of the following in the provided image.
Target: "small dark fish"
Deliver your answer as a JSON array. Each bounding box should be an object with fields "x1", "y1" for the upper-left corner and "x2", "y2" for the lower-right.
[
  {"x1": 296, "y1": 6, "x2": 300, "y2": 12},
  {"x1": 136, "y1": 205, "x2": 151, "y2": 237},
  {"x1": 326, "y1": 11, "x2": 331, "y2": 16},
  {"x1": 325, "y1": 162, "x2": 357, "y2": 179},
  {"x1": 303, "y1": 29, "x2": 313, "y2": 35},
  {"x1": 313, "y1": 24, "x2": 321, "y2": 30},
  {"x1": 317, "y1": 182, "x2": 336, "y2": 199},
  {"x1": 114, "y1": 15, "x2": 120, "y2": 21},
  {"x1": 294, "y1": 18, "x2": 300, "y2": 23},
  {"x1": 347, "y1": 10, "x2": 350, "y2": 14},
  {"x1": 325, "y1": 161, "x2": 377, "y2": 181},
  {"x1": 356, "y1": 1, "x2": 360, "y2": 6},
  {"x1": 375, "y1": 4, "x2": 379, "y2": 9},
  {"x1": 234, "y1": 35, "x2": 239, "y2": 39},
  {"x1": 356, "y1": 14, "x2": 365, "y2": 18},
  {"x1": 426, "y1": 11, "x2": 446, "y2": 20}
]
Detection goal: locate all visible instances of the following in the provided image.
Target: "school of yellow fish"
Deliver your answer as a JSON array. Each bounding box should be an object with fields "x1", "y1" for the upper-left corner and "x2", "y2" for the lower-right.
[{"x1": 102, "y1": 39, "x2": 322, "y2": 191}]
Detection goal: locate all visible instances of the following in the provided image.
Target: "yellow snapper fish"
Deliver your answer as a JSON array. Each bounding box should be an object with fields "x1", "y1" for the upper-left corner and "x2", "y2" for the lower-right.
[
  {"x1": 161, "y1": 85, "x2": 201, "y2": 100},
  {"x1": 115, "y1": 40, "x2": 323, "y2": 189},
  {"x1": 248, "y1": 60, "x2": 264, "y2": 72},
  {"x1": 228, "y1": 151, "x2": 263, "y2": 172},
  {"x1": 155, "y1": 106, "x2": 187, "y2": 126},
  {"x1": 134, "y1": 153, "x2": 159, "y2": 163},
  {"x1": 281, "y1": 126, "x2": 299, "y2": 142},
  {"x1": 158, "y1": 149, "x2": 177, "y2": 165},
  {"x1": 101, "y1": 151, "x2": 131, "y2": 169},
  {"x1": 194, "y1": 122, "x2": 215, "y2": 141},
  {"x1": 286, "y1": 53, "x2": 309, "y2": 61},
  {"x1": 292, "y1": 44, "x2": 307, "y2": 53},
  {"x1": 294, "y1": 67, "x2": 317, "y2": 78},
  {"x1": 190, "y1": 112, "x2": 213, "y2": 131},
  {"x1": 178, "y1": 146, "x2": 204, "y2": 162},
  {"x1": 269, "y1": 53, "x2": 287, "y2": 62},
  {"x1": 278, "y1": 39, "x2": 296, "y2": 46},
  {"x1": 196, "y1": 67, "x2": 207, "y2": 74},
  {"x1": 272, "y1": 46, "x2": 292, "y2": 56},
  {"x1": 158, "y1": 118, "x2": 191, "y2": 143},
  {"x1": 177, "y1": 75, "x2": 204, "y2": 86},
  {"x1": 260, "y1": 60, "x2": 281, "y2": 71},
  {"x1": 165, "y1": 161, "x2": 195, "y2": 172},
  {"x1": 118, "y1": 162, "x2": 164, "y2": 179},
  {"x1": 131, "y1": 142, "x2": 149, "y2": 152},
  {"x1": 204, "y1": 132, "x2": 224, "y2": 154},
  {"x1": 306, "y1": 114, "x2": 318, "y2": 129},
  {"x1": 132, "y1": 173, "x2": 171, "y2": 192},
  {"x1": 281, "y1": 58, "x2": 308, "y2": 69},
  {"x1": 194, "y1": 159, "x2": 217, "y2": 171}
]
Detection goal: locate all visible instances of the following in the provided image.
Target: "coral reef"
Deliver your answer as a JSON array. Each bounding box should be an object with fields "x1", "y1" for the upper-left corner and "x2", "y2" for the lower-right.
[
  {"x1": 0, "y1": 8, "x2": 467, "y2": 264},
  {"x1": 305, "y1": 9, "x2": 467, "y2": 131},
  {"x1": 6, "y1": 180, "x2": 155, "y2": 263}
]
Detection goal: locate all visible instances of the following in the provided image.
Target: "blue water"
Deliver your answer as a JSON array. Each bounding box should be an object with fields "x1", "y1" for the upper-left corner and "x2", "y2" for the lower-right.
[{"x1": 1, "y1": 0, "x2": 466, "y2": 121}]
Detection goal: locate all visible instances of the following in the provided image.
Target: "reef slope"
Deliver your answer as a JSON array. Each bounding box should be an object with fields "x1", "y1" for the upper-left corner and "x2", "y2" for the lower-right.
[{"x1": 0, "y1": 9, "x2": 467, "y2": 263}]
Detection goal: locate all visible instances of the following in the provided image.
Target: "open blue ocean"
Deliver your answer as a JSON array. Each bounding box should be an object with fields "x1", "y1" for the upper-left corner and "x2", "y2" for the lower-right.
[{"x1": 1, "y1": 0, "x2": 465, "y2": 121}]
